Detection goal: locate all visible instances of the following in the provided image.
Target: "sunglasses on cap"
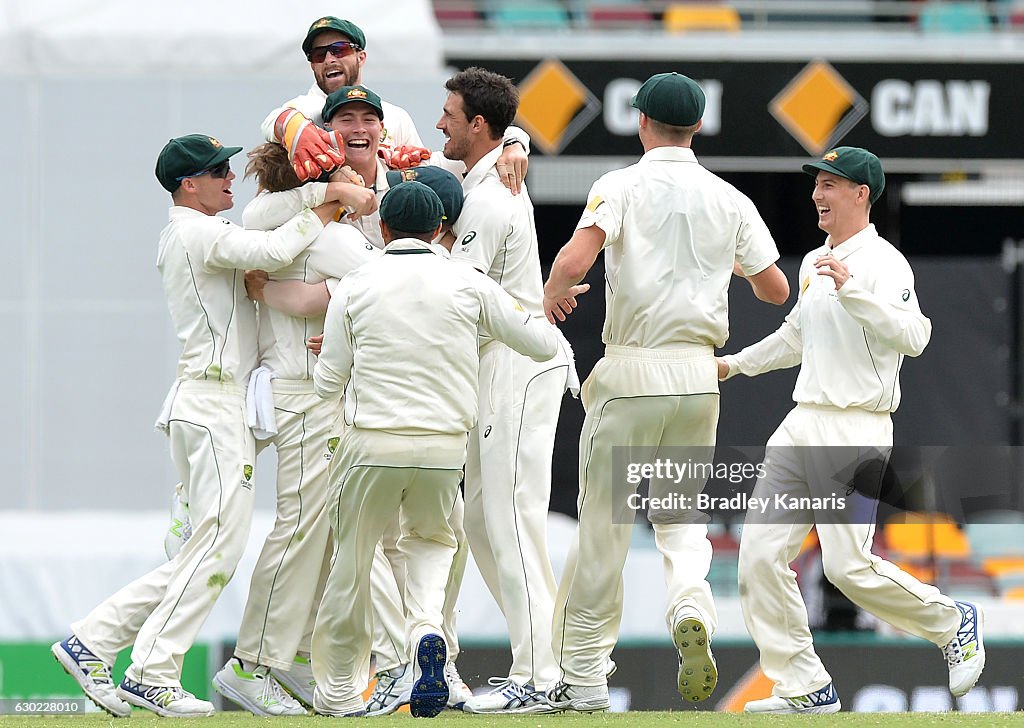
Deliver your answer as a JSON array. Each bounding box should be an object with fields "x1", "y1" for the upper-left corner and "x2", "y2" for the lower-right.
[
  {"x1": 307, "y1": 41, "x2": 361, "y2": 63},
  {"x1": 176, "y1": 160, "x2": 231, "y2": 182}
]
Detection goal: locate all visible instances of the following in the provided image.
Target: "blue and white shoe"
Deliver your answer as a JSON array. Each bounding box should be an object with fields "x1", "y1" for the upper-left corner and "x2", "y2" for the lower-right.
[
  {"x1": 116, "y1": 676, "x2": 214, "y2": 717},
  {"x1": 410, "y1": 633, "x2": 448, "y2": 718},
  {"x1": 744, "y1": 682, "x2": 841, "y2": 714},
  {"x1": 51, "y1": 635, "x2": 131, "y2": 717},
  {"x1": 944, "y1": 600, "x2": 986, "y2": 697},
  {"x1": 463, "y1": 677, "x2": 551, "y2": 714},
  {"x1": 365, "y1": 663, "x2": 412, "y2": 716}
]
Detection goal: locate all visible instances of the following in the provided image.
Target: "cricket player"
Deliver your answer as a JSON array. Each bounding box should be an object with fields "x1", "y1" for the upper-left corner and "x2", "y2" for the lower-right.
[
  {"x1": 240, "y1": 164, "x2": 478, "y2": 715},
  {"x1": 51, "y1": 134, "x2": 339, "y2": 717},
  {"x1": 719, "y1": 146, "x2": 985, "y2": 713},
  {"x1": 210, "y1": 142, "x2": 379, "y2": 716},
  {"x1": 434, "y1": 67, "x2": 580, "y2": 713},
  {"x1": 541, "y1": 72, "x2": 789, "y2": 712},
  {"x1": 260, "y1": 15, "x2": 529, "y2": 190},
  {"x1": 309, "y1": 181, "x2": 560, "y2": 718}
]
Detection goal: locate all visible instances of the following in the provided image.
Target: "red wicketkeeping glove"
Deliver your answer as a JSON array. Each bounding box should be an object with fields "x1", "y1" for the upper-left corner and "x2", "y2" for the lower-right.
[
  {"x1": 379, "y1": 144, "x2": 432, "y2": 170},
  {"x1": 274, "y1": 109, "x2": 346, "y2": 182}
]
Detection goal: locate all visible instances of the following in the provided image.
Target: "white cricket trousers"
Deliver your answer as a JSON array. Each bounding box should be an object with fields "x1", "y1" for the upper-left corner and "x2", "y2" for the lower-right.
[
  {"x1": 463, "y1": 338, "x2": 568, "y2": 689},
  {"x1": 311, "y1": 427, "x2": 465, "y2": 712},
  {"x1": 738, "y1": 404, "x2": 962, "y2": 697},
  {"x1": 234, "y1": 380, "x2": 340, "y2": 669},
  {"x1": 553, "y1": 345, "x2": 720, "y2": 687},
  {"x1": 376, "y1": 492, "x2": 469, "y2": 667},
  {"x1": 73, "y1": 381, "x2": 255, "y2": 686}
]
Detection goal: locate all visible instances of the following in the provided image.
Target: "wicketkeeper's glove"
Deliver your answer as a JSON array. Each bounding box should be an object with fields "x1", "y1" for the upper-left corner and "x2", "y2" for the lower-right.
[
  {"x1": 274, "y1": 109, "x2": 346, "y2": 182},
  {"x1": 379, "y1": 144, "x2": 432, "y2": 170}
]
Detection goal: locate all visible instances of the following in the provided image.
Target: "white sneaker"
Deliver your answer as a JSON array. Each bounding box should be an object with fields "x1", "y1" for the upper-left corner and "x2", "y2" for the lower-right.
[
  {"x1": 365, "y1": 663, "x2": 412, "y2": 716},
  {"x1": 463, "y1": 677, "x2": 550, "y2": 714},
  {"x1": 410, "y1": 633, "x2": 448, "y2": 718},
  {"x1": 51, "y1": 635, "x2": 131, "y2": 717},
  {"x1": 212, "y1": 658, "x2": 306, "y2": 716},
  {"x1": 271, "y1": 654, "x2": 315, "y2": 708},
  {"x1": 744, "y1": 682, "x2": 841, "y2": 714},
  {"x1": 944, "y1": 600, "x2": 986, "y2": 697},
  {"x1": 545, "y1": 681, "x2": 610, "y2": 712},
  {"x1": 672, "y1": 606, "x2": 717, "y2": 703},
  {"x1": 116, "y1": 676, "x2": 214, "y2": 717},
  {"x1": 163, "y1": 483, "x2": 192, "y2": 560},
  {"x1": 444, "y1": 661, "x2": 473, "y2": 709}
]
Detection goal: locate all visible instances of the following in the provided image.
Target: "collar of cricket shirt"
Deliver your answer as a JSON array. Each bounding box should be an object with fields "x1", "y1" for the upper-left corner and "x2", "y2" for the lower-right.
[
  {"x1": 385, "y1": 238, "x2": 445, "y2": 256},
  {"x1": 825, "y1": 223, "x2": 877, "y2": 260},
  {"x1": 461, "y1": 142, "x2": 504, "y2": 195}
]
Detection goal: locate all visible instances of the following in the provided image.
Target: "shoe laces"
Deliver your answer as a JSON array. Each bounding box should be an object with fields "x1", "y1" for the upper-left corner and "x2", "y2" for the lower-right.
[
  {"x1": 368, "y1": 666, "x2": 407, "y2": 709},
  {"x1": 484, "y1": 678, "x2": 543, "y2": 708},
  {"x1": 546, "y1": 681, "x2": 571, "y2": 702},
  {"x1": 253, "y1": 668, "x2": 292, "y2": 707},
  {"x1": 942, "y1": 603, "x2": 978, "y2": 668},
  {"x1": 444, "y1": 662, "x2": 469, "y2": 690},
  {"x1": 67, "y1": 636, "x2": 113, "y2": 686}
]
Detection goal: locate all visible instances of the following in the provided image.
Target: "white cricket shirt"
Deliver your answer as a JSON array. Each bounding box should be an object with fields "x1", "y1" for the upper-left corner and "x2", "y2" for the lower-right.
[
  {"x1": 724, "y1": 224, "x2": 931, "y2": 412},
  {"x1": 313, "y1": 239, "x2": 559, "y2": 435},
  {"x1": 157, "y1": 206, "x2": 324, "y2": 385},
  {"x1": 243, "y1": 192, "x2": 381, "y2": 380},
  {"x1": 578, "y1": 146, "x2": 780, "y2": 350},
  {"x1": 450, "y1": 144, "x2": 545, "y2": 317}
]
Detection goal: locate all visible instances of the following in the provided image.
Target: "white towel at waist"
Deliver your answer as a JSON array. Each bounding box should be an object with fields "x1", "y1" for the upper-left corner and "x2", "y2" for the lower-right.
[
  {"x1": 555, "y1": 327, "x2": 581, "y2": 398},
  {"x1": 246, "y1": 366, "x2": 278, "y2": 440},
  {"x1": 154, "y1": 380, "x2": 181, "y2": 433}
]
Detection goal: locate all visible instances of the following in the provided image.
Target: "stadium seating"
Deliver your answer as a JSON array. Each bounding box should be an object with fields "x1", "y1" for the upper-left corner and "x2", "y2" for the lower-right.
[
  {"x1": 433, "y1": 0, "x2": 486, "y2": 27},
  {"x1": 663, "y1": 2, "x2": 741, "y2": 32},
  {"x1": 582, "y1": 3, "x2": 656, "y2": 28},
  {"x1": 881, "y1": 512, "x2": 994, "y2": 592},
  {"x1": 485, "y1": 0, "x2": 572, "y2": 28},
  {"x1": 918, "y1": 0, "x2": 993, "y2": 32}
]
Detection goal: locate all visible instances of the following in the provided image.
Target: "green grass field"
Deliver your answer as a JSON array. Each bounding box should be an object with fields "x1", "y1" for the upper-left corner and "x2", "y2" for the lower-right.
[{"x1": 3, "y1": 712, "x2": 1024, "y2": 728}]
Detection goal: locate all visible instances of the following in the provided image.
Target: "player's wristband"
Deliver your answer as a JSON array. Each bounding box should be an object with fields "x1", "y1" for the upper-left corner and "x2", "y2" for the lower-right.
[{"x1": 502, "y1": 138, "x2": 524, "y2": 149}]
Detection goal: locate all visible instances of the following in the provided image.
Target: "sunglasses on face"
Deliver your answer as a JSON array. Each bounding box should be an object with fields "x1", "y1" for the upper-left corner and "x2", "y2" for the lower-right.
[
  {"x1": 177, "y1": 160, "x2": 231, "y2": 182},
  {"x1": 308, "y1": 41, "x2": 361, "y2": 63}
]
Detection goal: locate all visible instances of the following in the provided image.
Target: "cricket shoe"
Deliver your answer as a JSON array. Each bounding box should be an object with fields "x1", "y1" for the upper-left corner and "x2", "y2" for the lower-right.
[
  {"x1": 410, "y1": 633, "x2": 448, "y2": 718},
  {"x1": 212, "y1": 658, "x2": 306, "y2": 716},
  {"x1": 744, "y1": 682, "x2": 841, "y2": 714},
  {"x1": 116, "y1": 676, "x2": 214, "y2": 717},
  {"x1": 163, "y1": 483, "x2": 192, "y2": 560},
  {"x1": 944, "y1": 600, "x2": 986, "y2": 697},
  {"x1": 672, "y1": 606, "x2": 718, "y2": 702},
  {"x1": 463, "y1": 677, "x2": 551, "y2": 714},
  {"x1": 545, "y1": 681, "x2": 610, "y2": 712},
  {"x1": 51, "y1": 635, "x2": 131, "y2": 718},
  {"x1": 365, "y1": 663, "x2": 412, "y2": 716},
  {"x1": 271, "y1": 654, "x2": 316, "y2": 708},
  {"x1": 444, "y1": 661, "x2": 473, "y2": 709}
]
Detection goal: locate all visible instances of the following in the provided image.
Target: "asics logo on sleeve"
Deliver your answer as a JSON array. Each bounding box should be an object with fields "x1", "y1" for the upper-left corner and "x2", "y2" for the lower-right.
[{"x1": 460, "y1": 232, "x2": 477, "y2": 247}]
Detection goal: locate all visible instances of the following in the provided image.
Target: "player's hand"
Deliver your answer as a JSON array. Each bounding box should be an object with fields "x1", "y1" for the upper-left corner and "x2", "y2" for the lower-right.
[
  {"x1": 245, "y1": 270, "x2": 270, "y2": 302},
  {"x1": 307, "y1": 334, "x2": 324, "y2": 357},
  {"x1": 327, "y1": 182, "x2": 377, "y2": 220},
  {"x1": 330, "y1": 165, "x2": 365, "y2": 188},
  {"x1": 379, "y1": 145, "x2": 431, "y2": 170},
  {"x1": 815, "y1": 252, "x2": 850, "y2": 290},
  {"x1": 496, "y1": 142, "x2": 528, "y2": 196},
  {"x1": 716, "y1": 357, "x2": 730, "y2": 381},
  {"x1": 274, "y1": 109, "x2": 346, "y2": 182},
  {"x1": 543, "y1": 283, "x2": 591, "y2": 324}
]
